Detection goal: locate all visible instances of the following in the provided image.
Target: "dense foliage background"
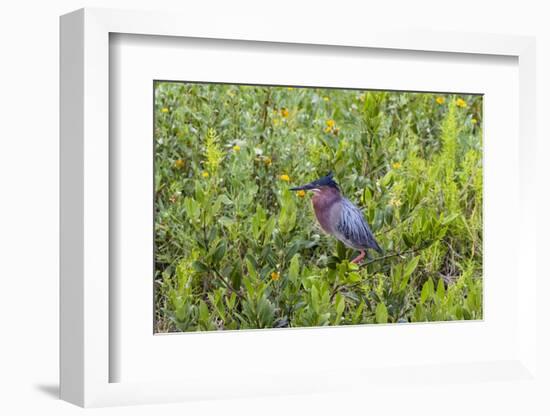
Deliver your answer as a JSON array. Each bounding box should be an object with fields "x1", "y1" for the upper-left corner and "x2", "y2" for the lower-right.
[{"x1": 154, "y1": 82, "x2": 483, "y2": 332}]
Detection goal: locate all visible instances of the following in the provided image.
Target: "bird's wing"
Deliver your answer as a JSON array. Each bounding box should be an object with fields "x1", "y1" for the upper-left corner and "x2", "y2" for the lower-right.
[{"x1": 336, "y1": 198, "x2": 382, "y2": 253}]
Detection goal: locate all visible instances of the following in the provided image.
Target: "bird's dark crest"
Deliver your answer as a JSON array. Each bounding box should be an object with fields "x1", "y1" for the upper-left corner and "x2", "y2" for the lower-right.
[
  {"x1": 289, "y1": 171, "x2": 340, "y2": 192},
  {"x1": 313, "y1": 171, "x2": 339, "y2": 189}
]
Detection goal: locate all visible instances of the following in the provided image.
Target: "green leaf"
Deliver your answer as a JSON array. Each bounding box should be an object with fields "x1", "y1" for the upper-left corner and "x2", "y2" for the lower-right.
[
  {"x1": 288, "y1": 254, "x2": 300, "y2": 282},
  {"x1": 226, "y1": 292, "x2": 237, "y2": 310},
  {"x1": 198, "y1": 300, "x2": 210, "y2": 322},
  {"x1": 441, "y1": 212, "x2": 458, "y2": 225},
  {"x1": 420, "y1": 278, "x2": 434, "y2": 304},
  {"x1": 218, "y1": 216, "x2": 235, "y2": 228},
  {"x1": 333, "y1": 293, "x2": 345, "y2": 325},
  {"x1": 352, "y1": 302, "x2": 365, "y2": 324},
  {"x1": 217, "y1": 194, "x2": 233, "y2": 205},
  {"x1": 311, "y1": 285, "x2": 319, "y2": 303},
  {"x1": 263, "y1": 217, "x2": 276, "y2": 245},
  {"x1": 392, "y1": 263, "x2": 403, "y2": 290},
  {"x1": 278, "y1": 189, "x2": 297, "y2": 234},
  {"x1": 245, "y1": 258, "x2": 258, "y2": 280},
  {"x1": 347, "y1": 272, "x2": 362, "y2": 283},
  {"x1": 413, "y1": 303, "x2": 424, "y2": 322},
  {"x1": 183, "y1": 197, "x2": 200, "y2": 222},
  {"x1": 403, "y1": 256, "x2": 420, "y2": 279},
  {"x1": 380, "y1": 170, "x2": 393, "y2": 187},
  {"x1": 402, "y1": 234, "x2": 414, "y2": 248},
  {"x1": 211, "y1": 241, "x2": 226, "y2": 264},
  {"x1": 191, "y1": 261, "x2": 209, "y2": 273},
  {"x1": 436, "y1": 279, "x2": 445, "y2": 304},
  {"x1": 336, "y1": 240, "x2": 347, "y2": 260},
  {"x1": 375, "y1": 302, "x2": 388, "y2": 324},
  {"x1": 363, "y1": 186, "x2": 372, "y2": 203},
  {"x1": 230, "y1": 265, "x2": 242, "y2": 290},
  {"x1": 335, "y1": 294, "x2": 345, "y2": 316},
  {"x1": 207, "y1": 227, "x2": 218, "y2": 245},
  {"x1": 347, "y1": 262, "x2": 359, "y2": 271}
]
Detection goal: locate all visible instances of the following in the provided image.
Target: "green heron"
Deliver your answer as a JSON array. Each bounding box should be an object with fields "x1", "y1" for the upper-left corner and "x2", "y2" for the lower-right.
[{"x1": 291, "y1": 172, "x2": 383, "y2": 263}]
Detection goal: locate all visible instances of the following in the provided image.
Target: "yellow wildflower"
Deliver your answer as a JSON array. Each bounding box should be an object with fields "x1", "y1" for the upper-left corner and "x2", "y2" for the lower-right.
[
  {"x1": 287, "y1": 87, "x2": 294, "y2": 91},
  {"x1": 323, "y1": 96, "x2": 330, "y2": 102},
  {"x1": 271, "y1": 271, "x2": 280, "y2": 281},
  {"x1": 324, "y1": 126, "x2": 332, "y2": 133},
  {"x1": 392, "y1": 161, "x2": 402, "y2": 169},
  {"x1": 263, "y1": 156, "x2": 272, "y2": 166},
  {"x1": 202, "y1": 171, "x2": 209, "y2": 178},
  {"x1": 296, "y1": 190, "x2": 306, "y2": 197},
  {"x1": 390, "y1": 197, "x2": 402, "y2": 208},
  {"x1": 281, "y1": 108, "x2": 289, "y2": 118},
  {"x1": 471, "y1": 118, "x2": 478, "y2": 124},
  {"x1": 326, "y1": 119, "x2": 336, "y2": 129},
  {"x1": 161, "y1": 107, "x2": 169, "y2": 113},
  {"x1": 279, "y1": 174, "x2": 290, "y2": 182},
  {"x1": 435, "y1": 97, "x2": 445, "y2": 105},
  {"x1": 233, "y1": 145, "x2": 241, "y2": 152},
  {"x1": 456, "y1": 98, "x2": 467, "y2": 108},
  {"x1": 174, "y1": 159, "x2": 185, "y2": 169}
]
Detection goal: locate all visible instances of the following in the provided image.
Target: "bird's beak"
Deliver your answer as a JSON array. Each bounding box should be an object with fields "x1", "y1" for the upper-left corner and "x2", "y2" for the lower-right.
[{"x1": 290, "y1": 181, "x2": 316, "y2": 191}]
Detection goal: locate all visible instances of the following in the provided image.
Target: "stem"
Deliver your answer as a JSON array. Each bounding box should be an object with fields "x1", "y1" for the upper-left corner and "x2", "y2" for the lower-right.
[
  {"x1": 330, "y1": 245, "x2": 430, "y2": 301},
  {"x1": 362, "y1": 245, "x2": 428, "y2": 266},
  {"x1": 261, "y1": 88, "x2": 271, "y2": 139},
  {"x1": 211, "y1": 266, "x2": 245, "y2": 300}
]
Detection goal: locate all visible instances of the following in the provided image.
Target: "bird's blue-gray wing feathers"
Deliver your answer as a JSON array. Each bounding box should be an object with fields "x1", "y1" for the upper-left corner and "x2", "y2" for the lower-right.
[{"x1": 336, "y1": 198, "x2": 382, "y2": 253}]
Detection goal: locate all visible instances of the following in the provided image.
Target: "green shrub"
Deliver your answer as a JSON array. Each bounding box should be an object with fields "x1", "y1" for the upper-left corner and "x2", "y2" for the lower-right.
[{"x1": 154, "y1": 83, "x2": 483, "y2": 332}]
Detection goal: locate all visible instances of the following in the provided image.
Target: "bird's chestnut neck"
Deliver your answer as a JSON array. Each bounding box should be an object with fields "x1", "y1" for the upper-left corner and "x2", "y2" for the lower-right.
[{"x1": 311, "y1": 186, "x2": 341, "y2": 207}]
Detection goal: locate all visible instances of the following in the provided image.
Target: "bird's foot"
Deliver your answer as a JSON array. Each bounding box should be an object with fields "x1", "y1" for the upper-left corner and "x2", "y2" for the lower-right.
[{"x1": 350, "y1": 250, "x2": 366, "y2": 264}]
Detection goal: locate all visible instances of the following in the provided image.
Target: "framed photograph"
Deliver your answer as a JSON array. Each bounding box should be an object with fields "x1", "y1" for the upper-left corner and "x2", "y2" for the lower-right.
[{"x1": 60, "y1": 8, "x2": 538, "y2": 408}]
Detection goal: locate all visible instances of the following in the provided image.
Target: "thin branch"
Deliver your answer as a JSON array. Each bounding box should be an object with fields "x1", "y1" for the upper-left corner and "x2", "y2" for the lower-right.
[
  {"x1": 211, "y1": 266, "x2": 245, "y2": 300},
  {"x1": 260, "y1": 88, "x2": 271, "y2": 138},
  {"x1": 362, "y1": 245, "x2": 429, "y2": 266},
  {"x1": 329, "y1": 245, "x2": 430, "y2": 301}
]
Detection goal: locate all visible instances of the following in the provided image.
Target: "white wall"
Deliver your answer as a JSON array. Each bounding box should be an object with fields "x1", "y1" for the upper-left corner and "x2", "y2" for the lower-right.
[{"x1": 0, "y1": 1, "x2": 548, "y2": 415}]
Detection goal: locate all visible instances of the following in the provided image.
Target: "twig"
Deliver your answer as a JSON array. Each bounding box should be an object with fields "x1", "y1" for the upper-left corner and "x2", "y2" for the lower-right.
[
  {"x1": 211, "y1": 266, "x2": 245, "y2": 300},
  {"x1": 260, "y1": 88, "x2": 271, "y2": 137},
  {"x1": 362, "y1": 245, "x2": 429, "y2": 266},
  {"x1": 329, "y1": 245, "x2": 431, "y2": 302}
]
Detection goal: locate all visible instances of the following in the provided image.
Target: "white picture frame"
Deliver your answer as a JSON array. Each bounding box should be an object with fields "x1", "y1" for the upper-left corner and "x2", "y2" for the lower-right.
[{"x1": 60, "y1": 8, "x2": 538, "y2": 408}]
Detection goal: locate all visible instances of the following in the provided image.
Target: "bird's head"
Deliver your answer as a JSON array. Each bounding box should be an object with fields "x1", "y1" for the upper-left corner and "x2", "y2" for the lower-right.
[{"x1": 290, "y1": 172, "x2": 340, "y2": 194}]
